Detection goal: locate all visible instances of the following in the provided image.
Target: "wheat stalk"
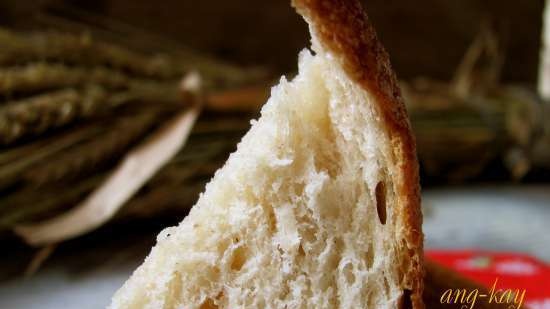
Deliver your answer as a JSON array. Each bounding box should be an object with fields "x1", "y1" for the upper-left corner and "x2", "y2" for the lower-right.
[
  {"x1": 0, "y1": 175, "x2": 104, "y2": 228},
  {"x1": 0, "y1": 83, "x2": 184, "y2": 145},
  {"x1": 0, "y1": 87, "x2": 106, "y2": 144},
  {"x1": 0, "y1": 63, "x2": 128, "y2": 93},
  {"x1": 0, "y1": 29, "x2": 180, "y2": 79},
  {"x1": 0, "y1": 28, "x2": 267, "y2": 87},
  {"x1": 0, "y1": 121, "x2": 105, "y2": 190},
  {"x1": 24, "y1": 111, "x2": 161, "y2": 185},
  {"x1": 0, "y1": 62, "x2": 188, "y2": 96}
]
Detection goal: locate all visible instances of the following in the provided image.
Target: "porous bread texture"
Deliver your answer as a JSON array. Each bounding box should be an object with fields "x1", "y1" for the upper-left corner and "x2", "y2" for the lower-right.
[{"x1": 110, "y1": 46, "x2": 415, "y2": 309}]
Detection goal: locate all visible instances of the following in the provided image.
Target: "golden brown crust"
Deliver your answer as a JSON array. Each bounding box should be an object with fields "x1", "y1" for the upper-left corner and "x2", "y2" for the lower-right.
[{"x1": 292, "y1": 0, "x2": 423, "y2": 307}]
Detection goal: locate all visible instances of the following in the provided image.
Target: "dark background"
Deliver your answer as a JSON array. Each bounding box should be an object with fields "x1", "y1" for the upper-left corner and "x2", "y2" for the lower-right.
[{"x1": 0, "y1": 0, "x2": 545, "y2": 83}]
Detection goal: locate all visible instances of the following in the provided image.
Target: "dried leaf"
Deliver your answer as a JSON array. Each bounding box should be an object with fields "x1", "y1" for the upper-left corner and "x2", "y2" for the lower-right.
[{"x1": 14, "y1": 105, "x2": 200, "y2": 245}]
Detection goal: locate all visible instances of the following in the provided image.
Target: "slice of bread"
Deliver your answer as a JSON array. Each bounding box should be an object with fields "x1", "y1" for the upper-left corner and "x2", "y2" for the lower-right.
[{"x1": 110, "y1": 0, "x2": 423, "y2": 308}]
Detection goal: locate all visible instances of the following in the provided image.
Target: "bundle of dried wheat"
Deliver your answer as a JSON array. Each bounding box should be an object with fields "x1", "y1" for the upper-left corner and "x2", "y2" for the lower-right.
[
  {"x1": 2, "y1": 24, "x2": 550, "y2": 252},
  {"x1": 0, "y1": 28, "x2": 268, "y2": 247},
  {"x1": 403, "y1": 26, "x2": 550, "y2": 183}
]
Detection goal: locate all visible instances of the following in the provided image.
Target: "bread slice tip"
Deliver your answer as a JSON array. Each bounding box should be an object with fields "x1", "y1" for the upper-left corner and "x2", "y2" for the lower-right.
[{"x1": 110, "y1": 0, "x2": 423, "y2": 308}]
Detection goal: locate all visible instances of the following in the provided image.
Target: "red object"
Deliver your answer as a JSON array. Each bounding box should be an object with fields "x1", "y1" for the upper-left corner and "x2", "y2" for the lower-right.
[{"x1": 427, "y1": 250, "x2": 550, "y2": 309}]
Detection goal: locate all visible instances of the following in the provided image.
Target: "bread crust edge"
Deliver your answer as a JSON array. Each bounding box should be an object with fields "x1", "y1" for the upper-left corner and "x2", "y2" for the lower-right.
[{"x1": 291, "y1": 0, "x2": 424, "y2": 307}]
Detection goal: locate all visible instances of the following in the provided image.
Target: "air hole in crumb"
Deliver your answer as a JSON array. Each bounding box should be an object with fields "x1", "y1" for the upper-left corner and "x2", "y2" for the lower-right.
[
  {"x1": 364, "y1": 242, "x2": 374, "y2": 269},
  {"x1": 267, "y1": 206, "x2": 277, "y2": 234},
  {"x1": 375, "y1": 181, "x2": 387, "y2": 225},
  {"x1": 200, "y1": 292, "x2": 223, "y2": 309},
  {"x1": 298, "y1": 244, "x2": 305, "y2": 257},
  {"x1": 342, "y1": 263, "x2": 355, "y2": 285},
  {"x1": 230, "y1": 246, "x2": 248, "y2": 271},
  {"x1": 199, "y1": 299, "x2": 218, "y2": 309},
  {"x1": 400, "y1": 289, "x2": 413, "y2": 309},
  {"x1": 166, "y1": 271, "x2": 183, "y2": 306},
  {"x1": 383, "y1": 276, "x2": 390, "y2": 296}
]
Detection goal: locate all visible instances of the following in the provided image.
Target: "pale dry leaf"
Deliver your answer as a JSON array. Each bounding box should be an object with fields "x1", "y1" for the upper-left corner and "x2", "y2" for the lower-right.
[{"x1": 14, "y1": 105, "x2": 201, "y2": 246}]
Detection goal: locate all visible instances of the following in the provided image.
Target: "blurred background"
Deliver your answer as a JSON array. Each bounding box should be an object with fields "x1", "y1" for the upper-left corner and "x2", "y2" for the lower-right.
[{"x1": 0, "y1": 0, "x2": 549, "y2": 307}]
